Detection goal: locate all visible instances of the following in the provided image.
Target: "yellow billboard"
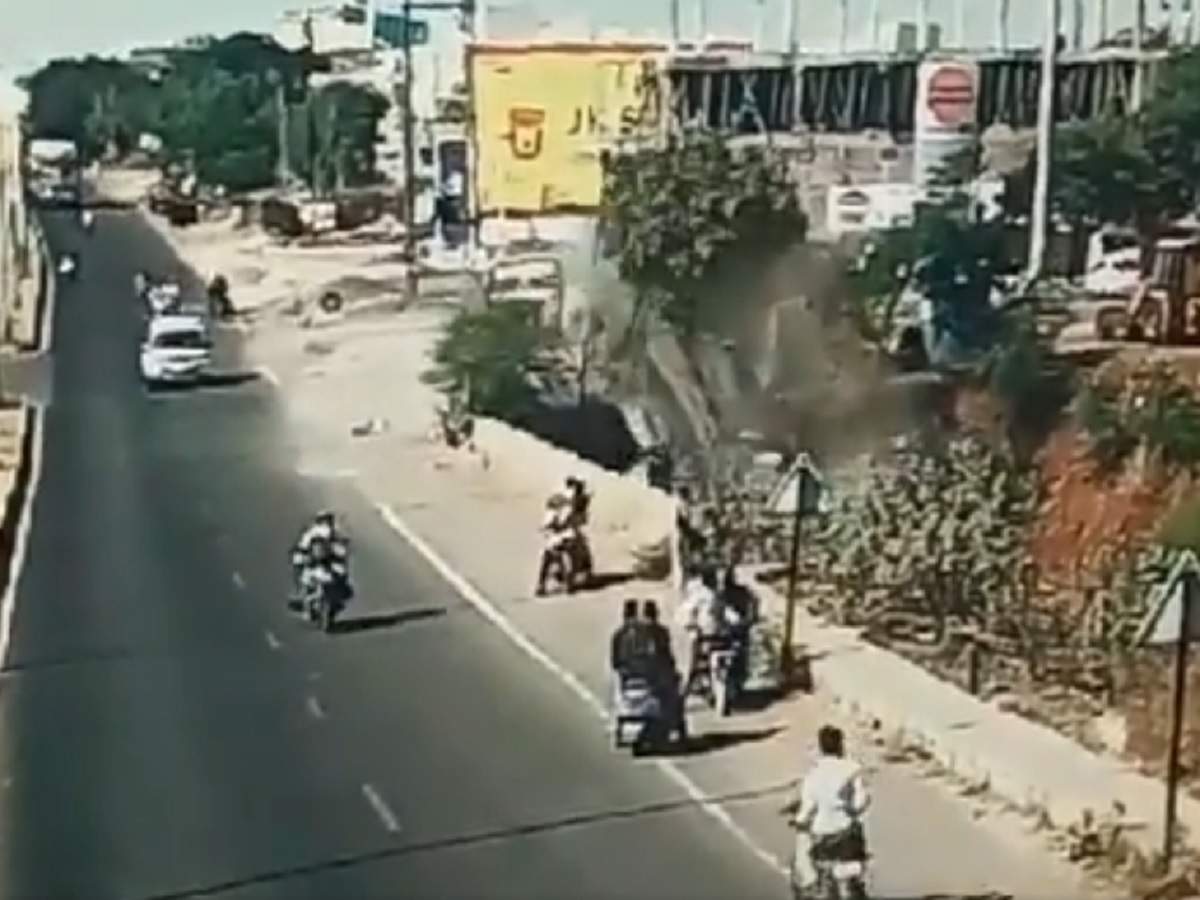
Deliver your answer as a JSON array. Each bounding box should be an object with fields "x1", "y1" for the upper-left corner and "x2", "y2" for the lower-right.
[{"x1": 471, "y1": 44, "x2": 664, "y2": 213}]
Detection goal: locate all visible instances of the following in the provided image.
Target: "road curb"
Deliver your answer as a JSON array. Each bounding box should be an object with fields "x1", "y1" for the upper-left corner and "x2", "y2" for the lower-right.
[{"x1": 0, "y1": 405, "x2": 40, "y2": 663}]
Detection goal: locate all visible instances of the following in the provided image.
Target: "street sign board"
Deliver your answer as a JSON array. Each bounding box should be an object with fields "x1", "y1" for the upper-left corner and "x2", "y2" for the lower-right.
[
  {"x1": 926, "y1": 64, "x2": 975, "y2": 127},
  {"x1": 1136, "y1": 550, "x2": 1200, "y2": 646},
  {"x1": 765, "y1": 453, "x2": 827, "y2": 517}
]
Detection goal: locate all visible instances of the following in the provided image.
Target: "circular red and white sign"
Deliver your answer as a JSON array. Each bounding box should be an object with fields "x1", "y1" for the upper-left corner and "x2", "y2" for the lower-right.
[{"x1": 926, "y1": 65, "x2": 975, "y2": 126}]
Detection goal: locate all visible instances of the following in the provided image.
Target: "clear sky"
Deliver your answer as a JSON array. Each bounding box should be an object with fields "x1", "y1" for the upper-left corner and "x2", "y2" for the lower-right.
[{"x1": 0, "y1": 0, "x2": 1170, "y2": 80}]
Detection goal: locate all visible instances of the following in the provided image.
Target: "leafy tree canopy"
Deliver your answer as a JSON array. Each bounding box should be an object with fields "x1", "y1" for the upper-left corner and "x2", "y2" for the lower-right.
[
  {"x1": 1004, "y1": 49, "x2": 1200, "y2": 235},
  {"x1": 599, "y1": 131, "x2": 807, "y2": 336},
  {"x1": 20, "y1": 34, "x2": 385, "y2": 194}
]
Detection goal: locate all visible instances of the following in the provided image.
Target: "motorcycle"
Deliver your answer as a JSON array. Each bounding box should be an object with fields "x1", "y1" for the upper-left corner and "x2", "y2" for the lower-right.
[
  {"x1": 299, "y1": 563, "x2": 349, "y2": 633},
  {"x1": 80, "y1": 210, "x2": 94, "y2": 233},
  {"x1": 57, "y1": 254, "x2": 77, "y2": 280},
  {"x1": 291, "y1": 537, "x2": 352, "y2": 633},
  {"x1": 542, "y1": 530, "x2": 593, "y2": 594},
  {"x1": 786, "y1": 820, "x2": 870, "y2": 900},
  {"x1": 685, "y1": 627, "x2": 746, "y2": 717}
]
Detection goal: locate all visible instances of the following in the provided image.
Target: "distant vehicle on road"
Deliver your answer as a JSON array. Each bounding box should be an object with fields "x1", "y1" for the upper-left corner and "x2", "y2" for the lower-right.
[{"x1": 140, "y1": 314, "x2": 211, "y2": 386}]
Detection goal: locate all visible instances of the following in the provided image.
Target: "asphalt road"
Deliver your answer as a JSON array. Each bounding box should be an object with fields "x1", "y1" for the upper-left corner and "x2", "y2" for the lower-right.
[{"x1": 0, "y1": 210, "x2": 786, "y2": 900}]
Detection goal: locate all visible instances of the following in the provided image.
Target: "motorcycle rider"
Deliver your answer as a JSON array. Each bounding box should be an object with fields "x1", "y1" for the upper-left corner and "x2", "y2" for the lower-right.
[
  {"x1": 564, "y1": 477, "x2": 590, "y2": 527},
  {"x1": 676, "y1": 566, "x2": 742, "y2": 697},
  {"x1": 785, "y1": 725, "x2": 871, "y2": 896},
  {"x1": 291, "y1": 510, "x2": 349, "y2": 605},
  {"x1": 642, "y1": 599, "x2": 687, "y2": 741},
  {"x1": 610, "y1": 599, "x2": 651, "y2": 676},
  {"x1": 562, "y1": 476, "x2": 593, "y2": 577},
  {"x1": 720, "y1": 565, "x2": 757, "y2": 687},
  {"x1": 535, "y1": 493, "x2": 573, "y2": 596},
  {"x1": 207, "y1": 273, "x2": 233, "y2": 318},
  {"x1": 80, "y1": 208, "x2": 94, "y2": 231}
]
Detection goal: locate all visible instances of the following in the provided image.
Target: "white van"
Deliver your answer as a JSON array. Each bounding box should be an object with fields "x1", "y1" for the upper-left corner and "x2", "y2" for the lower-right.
[{"x1": 140, "y1": 314, "x2": 211, "y2": 386}]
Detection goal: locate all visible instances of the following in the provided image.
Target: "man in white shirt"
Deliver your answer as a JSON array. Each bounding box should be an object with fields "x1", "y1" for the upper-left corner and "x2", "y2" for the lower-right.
[
  {"x1": 677, "y1": 567, "x2": 748, "y2": 701},
  {"x1": 535, "y1": 494, "x2": 572, "y2": 596},
  {"x1": 787, "y1": 725, "x2": 870, "y2": 892}
]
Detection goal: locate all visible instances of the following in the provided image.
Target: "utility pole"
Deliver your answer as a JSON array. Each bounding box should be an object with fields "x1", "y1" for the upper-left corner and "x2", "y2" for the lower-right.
[
  {"x1": 1071, "y1": 0, "x2": 1084, "y2": 51},
  {"x1": 1133, "y1": 0, "x2": 1145, "y2": 108},
  {"x1": 1026, "y1": 0, "x2": 1058, "y2": 285},
  {"x1": 997, "y1": 0, "x2": 1010, "y2": 51},
  {"x1": 669, "y1": 0, "x2": 681, "y2": 45},
  {"x1": 398, "y1": 0, "x2": 474, "y2": 297},
  {"x1": 778, "y1": 455, "x2": 822, "y2": 685},
  {"x1": 402, "y1": 0, "x2": 418, "y2": 300},
  {"x1": 783, "y1": 0, "x2": 798, "y2": 55},
  {"x1": 839, "y1": 0, "x2": 849, "y2": 53},
  {"x1": 697, "y1": 0, "x2": 708, "y2": 43},
  {"x1": 870, "y1": 0, "x2": 881, "y2": 51},
  {"x1": 916, "y1": 0, "x2": 929, "y2": 51},
  {"x1": 274, "y1": 71, "x2": 290, "y2": 191},
  {"x1": 1098, "y1": 0, "x2": 1108, "y2": 46}
]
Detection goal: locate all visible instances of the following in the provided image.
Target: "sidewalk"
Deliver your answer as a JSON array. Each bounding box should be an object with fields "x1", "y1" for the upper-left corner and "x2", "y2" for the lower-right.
[{"x1": 240, "y1": 306, "x2": 1118, "y2": 899}]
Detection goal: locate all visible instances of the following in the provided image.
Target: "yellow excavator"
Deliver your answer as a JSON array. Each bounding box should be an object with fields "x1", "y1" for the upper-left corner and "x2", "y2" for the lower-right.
[{"x1": 1094, "y1": 235, "x2": 1200, "y2": 345}]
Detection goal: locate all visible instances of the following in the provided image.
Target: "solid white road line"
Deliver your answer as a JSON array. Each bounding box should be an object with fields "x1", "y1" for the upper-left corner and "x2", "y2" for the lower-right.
[
  {"x1": 0, "y1": 415, "x2": 45, "y2": 669},
  {"x1": 306, "y1": 695, "x2": 326, "y2": 720},
  {"x1": 255, "y1": 365, "x2": 280, "y2": 387},
  {"x1": 361, "y1": 782, "x2": 401, "y2": 833},
  {"x1": 264, "y1": 630, "x2": 282, "y2": 651},
  {"x1": 232, "y1": 571, "x2": 246, "y2": 590},
  {"x1": 375, "y1": 502, "x2": 786, "y2": 877}
]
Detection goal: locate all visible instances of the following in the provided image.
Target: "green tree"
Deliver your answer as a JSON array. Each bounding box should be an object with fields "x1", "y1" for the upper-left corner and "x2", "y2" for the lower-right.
[
  {"x1": 1004, "y1": 116, "x2": 1169, "y2": 236},
  {"x1": 20, "y1": 33, "x2": 351, "y2": 193},
  {"x1": 21, "y1": 57, "x2": 155, "y2": 158},
  {"x1": 421, "y1": 305, "x2": 551, "y2": 420},
  {"x1": 301, "y1": 82, "x2": 389, "y2": 197},
  {"x1": 600, "y1": 131, "x2": 807, "y2": 337}
]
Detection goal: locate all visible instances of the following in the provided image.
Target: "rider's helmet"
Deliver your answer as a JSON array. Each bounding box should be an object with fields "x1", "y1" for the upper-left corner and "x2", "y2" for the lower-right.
[{"x1": 316, "y1": 510, "x2": 336, "y2": 528}]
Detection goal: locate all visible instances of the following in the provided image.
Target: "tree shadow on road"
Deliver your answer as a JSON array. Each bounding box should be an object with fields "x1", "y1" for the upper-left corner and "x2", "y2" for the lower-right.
[
  {"x1": 676, "y1": 725, "x2": 784, "y2": 756},
  {"x1": 332, "y1": 606, "x2": 447, "y2": 635}
]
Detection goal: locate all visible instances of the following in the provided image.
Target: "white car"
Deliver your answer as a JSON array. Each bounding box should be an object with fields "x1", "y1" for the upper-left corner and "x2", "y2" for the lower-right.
[{"x1": 140, "y1": 314, "x2": 212, "y2": 386}]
